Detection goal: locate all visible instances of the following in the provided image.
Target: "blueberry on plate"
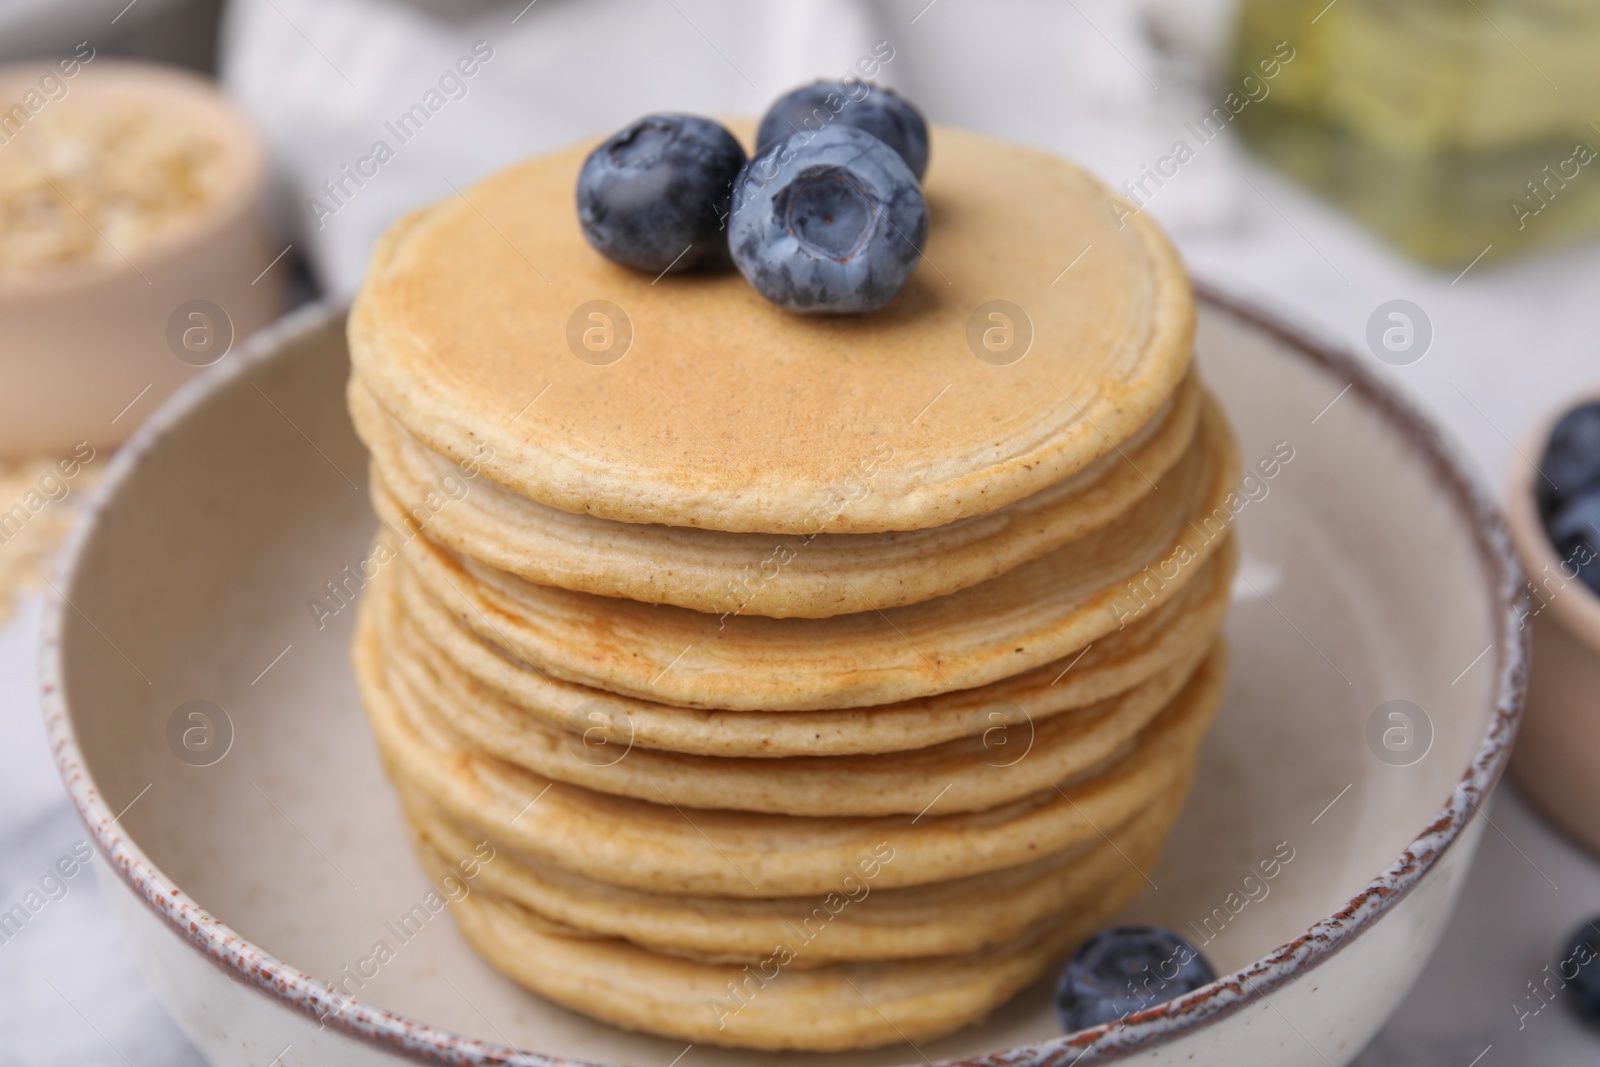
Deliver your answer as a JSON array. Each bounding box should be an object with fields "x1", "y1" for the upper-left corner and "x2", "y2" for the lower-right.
[
  {"x1": 1561, "y1": 921, "x2": 1600, "y2": 1028},
  {"x1": 1055, "y1": 926, "x2": 1216, "y2": 1032},
  {"x1": 1538, "y1": 401, "x2": 1600, "y2": 516},
  {"x1": 729, "y1": 125, "x2": 927, "y2": 315},
  {"x1": 576, "y1": 113, "x2": 746, "y2": 274},
  {"x1": 756, "y1": 80, "x2": 929, "y2": 179}
]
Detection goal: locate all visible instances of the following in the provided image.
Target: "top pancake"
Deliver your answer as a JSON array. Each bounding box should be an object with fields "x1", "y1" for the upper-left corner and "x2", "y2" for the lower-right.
[{"x1": 348, "y1": 123, "x2": 1194, "y2": 534}]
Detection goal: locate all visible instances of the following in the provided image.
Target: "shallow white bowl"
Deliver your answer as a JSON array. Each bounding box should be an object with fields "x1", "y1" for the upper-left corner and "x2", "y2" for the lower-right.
[{"x1": 42, "y1": 291, "x2": 1526, "y2": 1066}]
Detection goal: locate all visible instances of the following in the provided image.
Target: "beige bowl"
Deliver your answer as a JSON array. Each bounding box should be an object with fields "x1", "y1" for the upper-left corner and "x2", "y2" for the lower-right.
[
  {"x1": 0, "y1": 58, "x2": 284, "y2": 458},
  {"x1": 43, "y1": 292, "x2": 1527, "y2": 1066},
  {"x1": 1506, "y1": 401, "x2": 1600, "y2": 854}
]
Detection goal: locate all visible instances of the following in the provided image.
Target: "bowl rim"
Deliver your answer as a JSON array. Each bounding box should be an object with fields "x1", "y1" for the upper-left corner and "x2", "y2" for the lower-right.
[
  {"x1": 39, "y1": 287, "x2": 1529, "y2": 1067},
  {"x1": 1502, "y1": 398, "x2": 1600, "y2": 650}
]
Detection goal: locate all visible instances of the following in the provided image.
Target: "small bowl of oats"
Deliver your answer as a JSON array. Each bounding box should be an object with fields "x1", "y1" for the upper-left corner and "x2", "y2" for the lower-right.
[{"x1": 0, "y1": 57, "x2": 285, "y2": 457}]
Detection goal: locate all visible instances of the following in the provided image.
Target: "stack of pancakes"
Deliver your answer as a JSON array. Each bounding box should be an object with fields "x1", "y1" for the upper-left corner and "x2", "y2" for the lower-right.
[{"x1": 346, "y1": 125, "x2": 1240, "y2": 1052}]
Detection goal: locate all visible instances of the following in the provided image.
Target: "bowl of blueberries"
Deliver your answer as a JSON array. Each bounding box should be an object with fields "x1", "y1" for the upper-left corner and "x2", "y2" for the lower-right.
[{"x1": 1507, "y1": 399, "x2": 1600, "y2": 855}]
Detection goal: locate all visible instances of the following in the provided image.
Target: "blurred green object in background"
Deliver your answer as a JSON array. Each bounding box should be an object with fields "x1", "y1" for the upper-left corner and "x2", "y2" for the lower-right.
[{"x1": 1232, "y1": 0, "x2": 1600, "y2": 271}]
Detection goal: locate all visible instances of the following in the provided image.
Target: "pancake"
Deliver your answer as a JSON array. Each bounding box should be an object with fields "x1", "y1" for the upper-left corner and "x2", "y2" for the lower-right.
[
  {"x1": 355, "y1": 594, "x2": 1226, "y2": 896},
  {"x1": 350, "y1": 369, "x2": 1203, "y2": 617},
  {"x1": 347, "y1": 124, "x2": 1195, "y2": 534},
  {"x1": 345, "y1": 114, "x2": 1238, "y2": 1052},
  {"x1": 382, "y1": 393, "x2": 1238, "y2": 711},
  {"x1": 381, "y1": 589, "x2": 1214, "y2": 815},
  {"x1": 434, "y1": 852, "x2": 1148, "y2": 1051},
  {"x1": 402, "y1": 769, "x2": 1188, "y2": 965},
  {"x1": 385, "y1": 536, "x2": 1234, "y2": 758}
]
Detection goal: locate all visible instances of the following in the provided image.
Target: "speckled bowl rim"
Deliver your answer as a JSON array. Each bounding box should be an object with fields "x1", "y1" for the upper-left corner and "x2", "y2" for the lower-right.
[{"x1": 40, "y1": 287, "x2": 1529, "y2": 1067}]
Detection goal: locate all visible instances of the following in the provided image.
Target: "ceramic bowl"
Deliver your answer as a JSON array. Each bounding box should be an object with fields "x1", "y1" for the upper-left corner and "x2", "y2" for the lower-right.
[
  {"x1": 1504, "y1": 398, "x2": 1600, "y2": 856},
  {"x1": 42, "y1": 290, "x2": 1526, "y2": 1066},
  {"x1": 0, "y1": 59, "x2": 284, "y2": 458}
]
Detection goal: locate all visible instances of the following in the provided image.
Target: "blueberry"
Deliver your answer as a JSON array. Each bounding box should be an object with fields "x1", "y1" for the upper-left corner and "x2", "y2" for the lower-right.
[
  {"x1": 1548, "y1": 493, "x2": 1600, "y2": 545},
  {"x1": 1546, "y1": 492, "x2": 1600, "y2": 597},
  {"x1": 1054, "y1": 926, "x2": 1216, "y2": 1032},
  {"x1": 757, "y1": 80, "x2": 929, "y2": 180},
  {"x1": 1560, "y1": 921, "x2": 1600, "y2": 1028},
  {"x1": 728, "y1": 125, "x2": 926, "y2": 315},
  {"x1": 576, "y1": 114, "x2": 746, "y2": 274},
  {"x1": 1538, "y1": 402, "x2": 1600, "y2": 516}
]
